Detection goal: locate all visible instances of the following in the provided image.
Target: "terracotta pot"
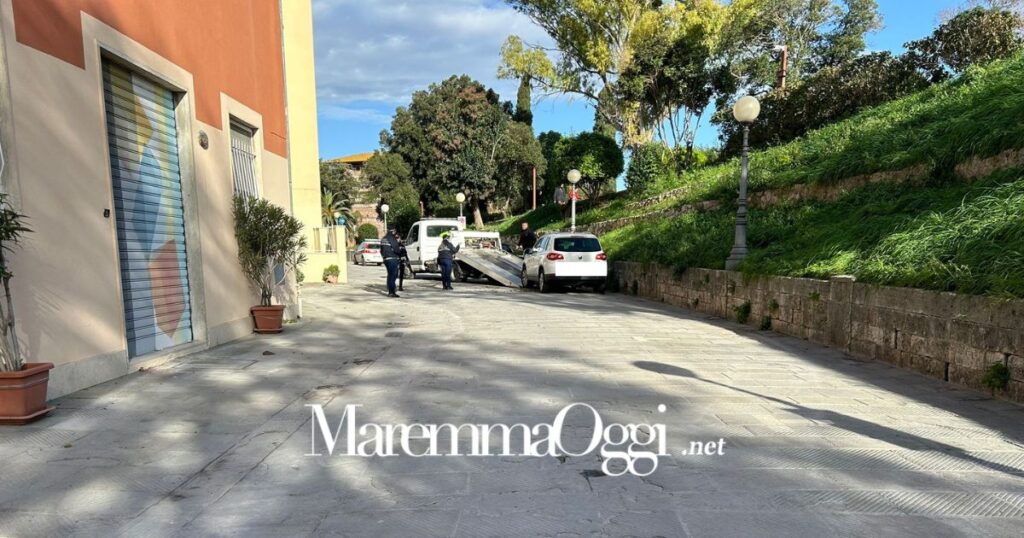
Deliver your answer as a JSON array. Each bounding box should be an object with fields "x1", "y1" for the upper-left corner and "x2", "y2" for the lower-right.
[
  {"x1": 325, "y1": 275, "x2": 338, "y2": 284},
  {"x1": 0, "y1": 362, "x2": 55, "y2": 425},
  {"x1": 251, "y1": 305, "x2": 286, "y2": 334}
]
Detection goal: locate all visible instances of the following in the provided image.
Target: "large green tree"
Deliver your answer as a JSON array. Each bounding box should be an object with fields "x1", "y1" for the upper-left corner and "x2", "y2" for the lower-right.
[
  {"x1": 718, "y1": 0, "x2": 882, "y2": 93},
  {"x1": 382, "y1": 75, "x2": 543, "y2": 227},
  {"x1": 907, "y1": 7, "x2": 1024, "y2": 80},
  {"x1": 551, "y1": 132, "x2": 624, "y2": 200},
  {"x1": 500, "y1": 0, "x2": 882, "y2": 150},
  {"x1": 619, "y1": 0, "x2": 731, "y2": 158},
  {"x1": 362, "y1": 151, "x2": 421, "y2": 232},
  {"x1": 319, "y1": 159, "x2": 361, "y2": 203},
  {"x1": 537, "y1": 130, "x2": 564, "y2": 196},
  {"x1": 499, "y1": 1, "x2": 667, "y2": 149},
  {"x1": 494, "y1": 122, "x2": 547, "y2": 214}
]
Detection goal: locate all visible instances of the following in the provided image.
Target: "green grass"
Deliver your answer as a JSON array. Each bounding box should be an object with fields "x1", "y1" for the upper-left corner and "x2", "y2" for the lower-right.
[
  {"x1": 653, "y1": 55, "x2": 1024, "y2": 205},
  {"x1": 602, "y1": 169, "x2": 1024, "y2": 298}
]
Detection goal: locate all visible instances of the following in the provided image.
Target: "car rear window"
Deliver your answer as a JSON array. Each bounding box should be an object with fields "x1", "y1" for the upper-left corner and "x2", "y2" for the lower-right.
[
  {"x1": 426, "y1": 225, "x2": 459, "y2": 238},
  {"x1": 553, "y1": 237, "x2": 602, "y2": 252}
]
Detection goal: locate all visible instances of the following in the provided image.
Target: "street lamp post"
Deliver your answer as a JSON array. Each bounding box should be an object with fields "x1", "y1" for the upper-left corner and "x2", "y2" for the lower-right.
[
  {"x1": 567, "y1": 169, "x2": 581, "y2": 232},
  {"x1": 381, "y1": 203, "x2": 390, "y2": 232},
  {"x1": 455, "y1": 192, "x2": 466, "y2": 218},
  {"x1": 725, "y1": 96, "x2": 760, "y2": 270}
]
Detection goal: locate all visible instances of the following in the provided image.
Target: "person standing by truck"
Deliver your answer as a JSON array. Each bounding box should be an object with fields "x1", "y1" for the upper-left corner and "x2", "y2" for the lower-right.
[
  {"x1": 437, "y1": 232, "x2": 460, "y2": 291},
  {"x1": 380, "y1": 228, "x2": 404, "y2": 298},
  {"x1": 398, "y1": 236, "x2": 414, "y2": 292},
  {"x1": 518, "y1": 222, "x2": 537, "y2": 253}
]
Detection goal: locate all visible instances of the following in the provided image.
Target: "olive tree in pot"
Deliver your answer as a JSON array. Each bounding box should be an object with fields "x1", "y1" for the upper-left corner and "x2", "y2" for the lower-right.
[
  {"x1": 0, "y1": 194, "x2": 53, "y2": 424},
  {"x1": 233, "y1": 195, "x2": 307, "y2": 334}
]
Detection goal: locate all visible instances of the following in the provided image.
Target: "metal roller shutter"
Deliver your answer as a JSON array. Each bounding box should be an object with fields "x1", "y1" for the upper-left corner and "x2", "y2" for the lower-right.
[{"x1": 103, "y1": 62, "x2": 194, "y2": 358}]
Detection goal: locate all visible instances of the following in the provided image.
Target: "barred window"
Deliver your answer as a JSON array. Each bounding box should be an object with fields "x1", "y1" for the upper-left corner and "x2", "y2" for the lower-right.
[{"x1": 230, "y1": 119, "x2": 259, "y2": 198}]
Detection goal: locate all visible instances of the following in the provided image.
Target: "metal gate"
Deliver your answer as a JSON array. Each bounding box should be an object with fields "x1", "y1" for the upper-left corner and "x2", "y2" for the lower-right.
[{"x1": 103, "y1": 61, "x2": 194, "y2": 358}]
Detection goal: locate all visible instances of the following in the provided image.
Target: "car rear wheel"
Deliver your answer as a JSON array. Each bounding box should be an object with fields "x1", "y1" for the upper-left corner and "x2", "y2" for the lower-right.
[{"x1": 538, "y1": 269, "x2": 553, "y2": 293}]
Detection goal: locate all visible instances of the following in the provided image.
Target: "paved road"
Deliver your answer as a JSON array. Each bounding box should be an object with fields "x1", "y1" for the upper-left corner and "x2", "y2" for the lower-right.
[{"x1": 2, "y1": 264, "x2": 1024, "y2": 537}]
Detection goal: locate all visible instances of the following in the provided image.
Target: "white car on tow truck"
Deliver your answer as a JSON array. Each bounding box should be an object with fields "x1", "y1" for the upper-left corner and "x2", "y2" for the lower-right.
[{"x1": 521, "y1": 232, "x2": 608, "y2": 293}]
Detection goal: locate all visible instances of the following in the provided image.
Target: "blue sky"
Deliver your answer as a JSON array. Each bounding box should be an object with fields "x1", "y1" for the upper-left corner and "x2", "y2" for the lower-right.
[{"x1": 312, "y1": 0, "x2": 964, "y2": 160}]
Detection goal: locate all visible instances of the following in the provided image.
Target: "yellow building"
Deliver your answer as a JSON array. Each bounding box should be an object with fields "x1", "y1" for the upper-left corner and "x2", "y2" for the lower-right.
[{"x1": 283, "y1": 0, "x2": 348, "y2": 288}]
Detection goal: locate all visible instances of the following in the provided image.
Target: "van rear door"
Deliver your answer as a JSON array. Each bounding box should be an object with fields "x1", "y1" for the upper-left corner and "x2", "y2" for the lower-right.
[{"x1": 406, "y1": 224, "x2": 420, "y2": 265}]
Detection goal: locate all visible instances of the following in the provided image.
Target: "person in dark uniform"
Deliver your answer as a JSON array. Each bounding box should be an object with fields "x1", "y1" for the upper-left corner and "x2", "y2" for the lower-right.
[
  {"x1": 380, "y1": 228, "x2": 404, "y2": 297},
  {"x1": 518, "y1": 222, "x2": 537, "y2": 252},
  {"x1": 398, "y1": 238, "x2": 413, "y2": 292},
  {"x1": 437, "y1": 232, "x2": 460, "y2": 291}
]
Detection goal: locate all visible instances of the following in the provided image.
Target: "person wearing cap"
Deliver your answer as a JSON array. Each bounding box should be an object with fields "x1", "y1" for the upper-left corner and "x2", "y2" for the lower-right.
[
  {"x1": 380, "y1": 228, "x2": 405, "y2": 297},
  {"x1": 437, "y1": 231, "x2": 460, "y2": 291}
]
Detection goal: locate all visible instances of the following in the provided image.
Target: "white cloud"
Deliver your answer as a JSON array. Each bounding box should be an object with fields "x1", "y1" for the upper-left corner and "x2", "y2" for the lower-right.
[
  {"x1": 318, "y1": 104, "x2": 394, "y2": 125},
  {"x1": 312, "y1": 0, "x2": 553, "y2": 110}
]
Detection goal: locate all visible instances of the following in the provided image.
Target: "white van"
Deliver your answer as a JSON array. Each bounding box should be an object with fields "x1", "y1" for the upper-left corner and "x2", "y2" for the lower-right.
[{"x1": 404, "y1": 219, "x2": 464, "y2": 274}]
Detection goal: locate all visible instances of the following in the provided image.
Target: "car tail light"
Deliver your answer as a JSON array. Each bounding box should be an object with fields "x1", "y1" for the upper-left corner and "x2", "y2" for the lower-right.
[
  {"x1": 546, "y1": 252, "x2": 564, "y2": 261},
  {"x1": 596, "y1": 252, "x2": 607, "y2": 260}
]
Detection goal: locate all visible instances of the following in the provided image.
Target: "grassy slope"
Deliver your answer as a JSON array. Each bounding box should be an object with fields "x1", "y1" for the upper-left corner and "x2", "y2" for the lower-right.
[
  {"x1": 495, "y1": 55, "x2": 1024, "y2": 297},
  {"x1": 602, "y1": 170, "x2": 1024, "y2": 297}
]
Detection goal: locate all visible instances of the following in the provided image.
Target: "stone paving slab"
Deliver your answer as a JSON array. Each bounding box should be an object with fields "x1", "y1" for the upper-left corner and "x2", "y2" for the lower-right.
[{"x1": 1, "y1": 264, "x2": 1023, "y2": 537}]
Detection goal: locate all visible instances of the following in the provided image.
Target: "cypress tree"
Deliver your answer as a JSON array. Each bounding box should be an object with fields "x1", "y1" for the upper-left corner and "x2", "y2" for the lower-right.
[{"x1": 513, "y1": 77, "x2": 533, "y2": 126}]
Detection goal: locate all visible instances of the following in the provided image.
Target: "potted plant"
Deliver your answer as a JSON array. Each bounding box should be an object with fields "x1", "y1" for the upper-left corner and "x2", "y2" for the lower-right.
[
  {"x1": 322, "y1": 264, "x2": 340, "y2": 284},
  {"x1": 0, "y1": 194, "x2": 53, "y2": 424},
  {"x1": 233, "y1": 195, "x2": 307, "y2": 334}
]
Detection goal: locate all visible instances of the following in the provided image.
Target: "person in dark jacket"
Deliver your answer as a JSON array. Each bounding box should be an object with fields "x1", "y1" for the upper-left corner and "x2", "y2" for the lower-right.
[
  {"x1": 380, "y1": 228, "x2": 404, "y2": 297},
  {"x1": 437, "y1": 232, "x2": 460, "y2": 290},
  {"x1": 398, "y1": 240, "x2": 412, "y2": 292},
  {"x1": 518, "y1": 222, "x2": 537, "y2": 252}
]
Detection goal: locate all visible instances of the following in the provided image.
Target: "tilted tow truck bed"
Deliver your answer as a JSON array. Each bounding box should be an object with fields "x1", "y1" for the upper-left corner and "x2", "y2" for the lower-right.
[{"x1": 451, "y1": 231, "x2": 523, "y2": 288}]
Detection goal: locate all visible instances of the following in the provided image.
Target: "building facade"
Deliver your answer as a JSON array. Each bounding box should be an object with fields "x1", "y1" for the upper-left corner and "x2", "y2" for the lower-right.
[
  {"x1": 0, "y1": 0, "x2": 333, "y2": 398},
  {"x1": 331, "y1": 152, "x2": 384, "y2": 239}
]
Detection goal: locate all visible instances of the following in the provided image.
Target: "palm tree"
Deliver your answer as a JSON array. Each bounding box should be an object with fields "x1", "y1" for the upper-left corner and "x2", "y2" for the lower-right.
[{"x1": 321, "y1": 189, "x2": 358, "y2": 247}]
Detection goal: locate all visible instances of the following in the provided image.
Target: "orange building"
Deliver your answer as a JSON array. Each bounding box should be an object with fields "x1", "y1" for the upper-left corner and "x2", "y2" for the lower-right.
[{"x1": 0, "y1": 0, "x2": 326, "y2": 397}]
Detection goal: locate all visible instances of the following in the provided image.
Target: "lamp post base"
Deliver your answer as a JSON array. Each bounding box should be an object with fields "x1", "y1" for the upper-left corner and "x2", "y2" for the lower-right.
[{"x1": 725, "y1": 248, "x2": 747, "y2": 271}]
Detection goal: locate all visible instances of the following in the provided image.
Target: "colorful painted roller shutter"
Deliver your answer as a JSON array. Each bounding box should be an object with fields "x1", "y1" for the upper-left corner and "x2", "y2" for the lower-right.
[{"x1": 103, "y1": 62, "x2": 194, "y2": 358}]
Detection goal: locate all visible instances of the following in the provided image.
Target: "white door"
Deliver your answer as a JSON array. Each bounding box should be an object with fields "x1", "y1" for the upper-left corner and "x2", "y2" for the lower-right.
[
  {"x1": 406, "y1": 224, "x2": 420, "y2": 265},
  {"x1": 526, "y1": 236, "x2": 547, "y2": 279}
]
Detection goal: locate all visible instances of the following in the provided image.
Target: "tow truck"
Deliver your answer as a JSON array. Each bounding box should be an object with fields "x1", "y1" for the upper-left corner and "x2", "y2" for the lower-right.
[{"x1": 402, "y1": 219, "x2": 522, "y2": 287}]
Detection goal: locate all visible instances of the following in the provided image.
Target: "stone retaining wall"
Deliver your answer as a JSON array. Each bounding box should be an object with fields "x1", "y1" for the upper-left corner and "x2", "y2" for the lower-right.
[{"x1": 613, "y1": 262, "x2": 1024, "y2": 401}]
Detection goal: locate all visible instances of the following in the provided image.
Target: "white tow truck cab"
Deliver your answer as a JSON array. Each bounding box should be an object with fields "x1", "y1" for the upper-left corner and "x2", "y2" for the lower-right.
[{"x1": 404, "y1": 219, "x2": 464, "y2": 274}]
